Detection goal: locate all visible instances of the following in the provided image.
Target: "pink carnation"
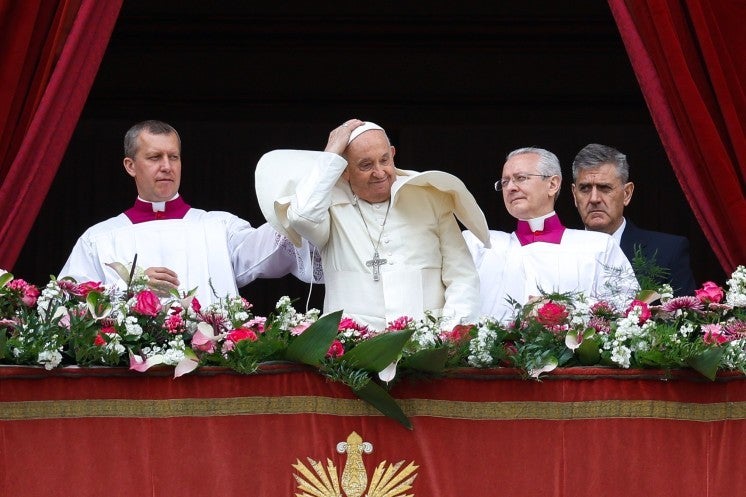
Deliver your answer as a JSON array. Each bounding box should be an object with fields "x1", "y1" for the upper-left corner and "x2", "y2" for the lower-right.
[
  {"x1": 164, "y1": 313, "x2": 185, "y2": 334},
  {"x1": 291, "y1": 322, "x2": 311, "y2": 336},
  {"x1": 339, "y1": 317, "x2": 368, "y2": 332},
  {"x1": 326, "y1": 339, "x2": 345, "y2": 358},
  {"x1": 387, "y1": 316, "x2": 413, "y2": 331},
  {"x1": 8, "y1": 279, "x2": 39, "y2": 307}
]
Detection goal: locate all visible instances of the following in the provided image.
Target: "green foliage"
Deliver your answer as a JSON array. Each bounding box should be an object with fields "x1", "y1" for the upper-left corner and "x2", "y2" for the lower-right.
[{"x1": 630, "y1": 244, "x2": 670, "y2": 293}]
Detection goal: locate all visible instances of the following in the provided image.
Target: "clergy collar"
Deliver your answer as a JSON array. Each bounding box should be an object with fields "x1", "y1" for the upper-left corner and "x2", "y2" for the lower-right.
[
  {"x1": 125, "y1": 195, "x2": 191, "y2": 223},
  {"x1": 515, "y1": 212, "x2": 566, "y2": 245}
]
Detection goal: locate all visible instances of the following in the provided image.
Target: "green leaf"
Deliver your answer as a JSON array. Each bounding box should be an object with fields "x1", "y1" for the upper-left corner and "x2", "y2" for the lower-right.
[
  {"x1": 284, "y1": 310, "x2": 342, "y2": 366},
  {"x1": 576, "y1": 335, "x2": 601, "y2": 366},
  {"x1": 341, "y1": 329, "x2": 414, "y2": 372},
  {"x1": 686, "y1": 347, "x2": 725, "y2": 381},
  {"x1": 354, "y1": 380, "x2": 412, "y2": 430},
  {"x1": 0, "y1": 272, "x2": 13, "y2": 288},
  {"x1": 401, "y1": 347, "x2": 449, "y2": 373}
]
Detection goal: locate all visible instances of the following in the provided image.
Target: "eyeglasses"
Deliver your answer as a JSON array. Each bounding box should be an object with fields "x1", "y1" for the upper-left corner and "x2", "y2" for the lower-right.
[{"x1": 494, "y1": 173, "x2": 551, "y2": 192}]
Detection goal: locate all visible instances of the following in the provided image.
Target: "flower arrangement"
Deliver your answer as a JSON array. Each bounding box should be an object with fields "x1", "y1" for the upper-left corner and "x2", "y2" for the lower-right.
[{"x1": 1, "y1": 265, "x2": 746, "y2": 427}]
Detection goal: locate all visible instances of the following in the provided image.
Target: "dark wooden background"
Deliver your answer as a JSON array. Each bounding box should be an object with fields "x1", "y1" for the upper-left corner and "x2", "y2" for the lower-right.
[{"x1": 15, "y1": 0, "x2": 724, "y2": 315}]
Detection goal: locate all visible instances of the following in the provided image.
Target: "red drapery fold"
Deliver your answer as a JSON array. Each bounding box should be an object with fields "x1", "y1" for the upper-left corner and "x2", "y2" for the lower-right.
[
  {"x1": 608, "y1": 0, "x2": 746, "y2": 274},
  {"x1": 0, "y1": 0, "x2": 122, "y2": 270}
]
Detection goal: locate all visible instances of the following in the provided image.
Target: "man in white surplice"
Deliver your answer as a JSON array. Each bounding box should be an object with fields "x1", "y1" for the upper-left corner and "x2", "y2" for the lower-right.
[
  {"x1": 462, "y1": 147, "x2": 638, "y2": 322},
  {"x1": 60, "y1": 120, "x2": 320, "y2": 305},
  {"x1": 255, "y1": 119, "x2": 490, "y2": 330}
]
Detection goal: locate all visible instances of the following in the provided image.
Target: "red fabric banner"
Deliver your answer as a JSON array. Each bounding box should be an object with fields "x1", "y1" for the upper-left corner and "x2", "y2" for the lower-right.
[{"x1": 2, "y1": 365, "x2": 745, "y2": 496}]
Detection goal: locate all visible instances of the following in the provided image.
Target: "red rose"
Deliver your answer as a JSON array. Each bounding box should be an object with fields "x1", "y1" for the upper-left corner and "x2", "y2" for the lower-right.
[
  {"x1": 226, "y1": 328, "x2": 258, "y2": 343},
  {"x1": 625, "y1": 299, "x2": 651, "y2": 325},
  {"x1": 695, "y1": 282, "x2": 724, "y2": 304},
  {"x1": 132, "y1": 289, "x2": 162, "y2": 316},
  {"x1": 536, "y1": 301, "x2": 569, "y2": 327}
]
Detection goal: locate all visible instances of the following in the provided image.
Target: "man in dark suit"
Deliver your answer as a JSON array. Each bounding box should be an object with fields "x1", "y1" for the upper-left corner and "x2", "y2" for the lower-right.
[{"x1": 571, "y1": 143, "x2": 696, "y2": 296}]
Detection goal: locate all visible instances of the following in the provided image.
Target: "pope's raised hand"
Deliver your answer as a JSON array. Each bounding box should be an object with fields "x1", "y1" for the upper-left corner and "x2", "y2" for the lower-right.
[{"x1": 324, "y1": 119, "x2": 363, "y2": 155}]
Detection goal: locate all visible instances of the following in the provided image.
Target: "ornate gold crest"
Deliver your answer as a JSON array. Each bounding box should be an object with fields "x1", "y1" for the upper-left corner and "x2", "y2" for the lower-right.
[{"x1": 292, "y1": 431, "x2": 418, "y2": 497}]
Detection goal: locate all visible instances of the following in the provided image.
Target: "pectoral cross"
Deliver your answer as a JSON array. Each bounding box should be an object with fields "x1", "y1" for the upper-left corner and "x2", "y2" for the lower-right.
[{"x1": 365, "y1": 251, "x2": 387, "y2": 282}]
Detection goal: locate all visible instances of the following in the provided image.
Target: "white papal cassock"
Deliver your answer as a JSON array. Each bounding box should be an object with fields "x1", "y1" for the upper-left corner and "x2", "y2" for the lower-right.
[
  {"x1": 463, "y1": 227, "x2": 639, "y2": 323},
  {"x1": 256, "y1": 150, "x2": 491, "y2": 331}
]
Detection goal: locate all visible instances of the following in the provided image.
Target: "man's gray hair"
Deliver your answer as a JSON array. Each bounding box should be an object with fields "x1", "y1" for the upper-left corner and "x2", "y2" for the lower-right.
[
  {"x1": 572, "y1": 143, "x2": 629, "y2": 182},
  {"x1": 506, "y1": 147, "x2": 562, "y2": 179},
  {"x1": 124, "y1": 120, "x2": 181, "y2": 158}
]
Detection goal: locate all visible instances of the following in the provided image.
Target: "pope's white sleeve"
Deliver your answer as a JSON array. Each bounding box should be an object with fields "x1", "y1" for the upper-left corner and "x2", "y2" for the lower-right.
[
  {"x1": 229, "y1": 219, "x2": 323, "y2": 287},
  {"x1": 286, "y1": 152, "x2": 347, "y2": 248},
  {"x1": 439, "y1": 211, "x2": 481, "y2": 328}
]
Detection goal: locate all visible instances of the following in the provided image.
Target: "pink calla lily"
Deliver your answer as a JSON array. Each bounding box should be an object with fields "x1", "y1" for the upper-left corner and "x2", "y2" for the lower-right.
[
  {"x1": 174, "y1": 349, "x2": 200, "y2": 378},
  {"x1": 128, "y1": 350, "x2": 164, "y2": 372}
]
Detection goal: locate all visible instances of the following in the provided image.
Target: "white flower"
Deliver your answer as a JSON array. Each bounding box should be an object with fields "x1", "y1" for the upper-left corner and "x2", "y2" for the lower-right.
[
  {"x1": 467, "y1": 321, "x2": 498, "y2": 367},
  {"x1": 610, "y1": 346, "x2": 632, "y2": 368},
  {"x1": 37, "y1": 349, "x2": 62, "y2": 370},
  {"x1": 124, "y1": 316, "x2": 143, "y2": 338}
]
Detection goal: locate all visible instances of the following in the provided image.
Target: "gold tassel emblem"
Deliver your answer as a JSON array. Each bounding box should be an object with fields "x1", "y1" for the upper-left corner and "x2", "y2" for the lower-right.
[{"x1": 292, "y1": 431, "x2": 419, "y2": 497}]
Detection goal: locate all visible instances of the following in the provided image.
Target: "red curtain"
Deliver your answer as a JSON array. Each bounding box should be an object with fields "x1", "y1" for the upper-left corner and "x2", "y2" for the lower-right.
[
  {"x1": 0, "y1": 0, "x2": 122, "y2": 270},
  {"x1": 608, "y1": 0, "x2": 746, "y2": 274}
]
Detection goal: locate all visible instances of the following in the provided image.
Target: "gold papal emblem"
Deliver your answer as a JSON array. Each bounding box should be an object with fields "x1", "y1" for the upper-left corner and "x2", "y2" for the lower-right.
[{"x1": 292, "y1": 431, "x2": 419, "y2": 497}]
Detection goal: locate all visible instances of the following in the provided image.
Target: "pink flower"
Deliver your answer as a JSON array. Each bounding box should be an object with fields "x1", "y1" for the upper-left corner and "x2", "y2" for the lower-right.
[
  {"x1": 290, "y1": 322, "x2": 311, "y2": 336},
  {"x1": 132, "y1": 289, "x2": 162, "y2": 316},
  {"x1": 226, "y1": 328, "x2": 258, "y2": 343},
  {"x1": 695, "y1": 282, "x2": 725, "y2": 304},
  {"x1": 590, "y1": 301, "x2": 617, "y2": 319},
  {"x1": 536, "y1": 301, "x2": 569, "y2": 327},
  {"x1": 191, "y1": 297, "x2": 201, "y2": 313},
  {"x1": 9, "y1": 279, "x2": 39, "y2": 307},
  {"x1": 387, "y1": 316, "x2": 413, "y2": 331},
  {"x1": 440, "y1": 324, "x2": 473, "y2": 342},
  {"x1": 326, "y1": 339, "x2": 345, "y2": 358},
  {"x1": 75, "y1": 281, "x2": 104, "y2": 298},
  {"x1": 339, "y1": 317, "x2": 368, "y2": 331},
  {"x1": 625, "y1": 299, "x2": 651, "y2": 325},
  {"x1": 244, "y1": 316, "x2": 266, "y2": 333},
  {"x1": 191, "y1": 331, "x2": 216, "y2": 353},
  {"x1": 725, "y1": 320, "x2": 746, "y2": 337},
  {"x1": 164, "y1": 313, "x2": 185, "y2": 334},
  {"x1": 588, "y1": 316, "x2": 611, "y2": 334},
  {"x1": 661, "y1": 296, "x2": 704, "y2": 313},
  {"x1": 702, "y1": 323, "x2": 729, "y2": 345}
]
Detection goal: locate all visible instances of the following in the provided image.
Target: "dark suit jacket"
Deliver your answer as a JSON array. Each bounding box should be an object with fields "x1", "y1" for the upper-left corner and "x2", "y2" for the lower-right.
[{"x1": 620, "y1": 219, "x2": 697, "y2": 296}]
